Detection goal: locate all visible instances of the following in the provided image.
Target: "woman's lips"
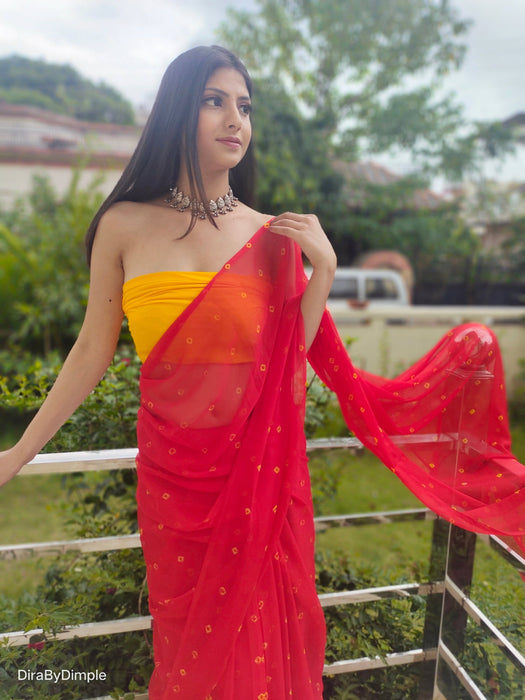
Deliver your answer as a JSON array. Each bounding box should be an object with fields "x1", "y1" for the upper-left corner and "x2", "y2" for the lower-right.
[{"x1": 216, "y1": 137, "x2": 241, "y2": 148}]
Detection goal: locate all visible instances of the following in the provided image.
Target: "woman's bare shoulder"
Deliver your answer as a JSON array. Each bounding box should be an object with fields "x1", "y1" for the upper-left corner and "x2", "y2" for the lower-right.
[
  {"x1": 98, "y1": 201, "x2": 150, "y2": 233},
  {"x1": 95, "y1": 201, "x2": 159, "y2": 255},
  {"x1": 238, "y1": 205, "x2": 274, "y2": 230}
]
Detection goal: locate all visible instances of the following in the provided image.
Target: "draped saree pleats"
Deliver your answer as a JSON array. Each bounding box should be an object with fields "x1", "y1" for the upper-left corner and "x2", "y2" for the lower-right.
[{"x1": 134, "y1": 222, "x2": 525, "y2": 699}]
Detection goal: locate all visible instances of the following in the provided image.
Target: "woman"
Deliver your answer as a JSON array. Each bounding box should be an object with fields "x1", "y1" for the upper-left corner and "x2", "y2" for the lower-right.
[
  {"x1": 0, "y1": 45, "x2": 524, "y2": 699},
  {"x1": 0, "y1": 45, "x2": 334, "y2": 698}
]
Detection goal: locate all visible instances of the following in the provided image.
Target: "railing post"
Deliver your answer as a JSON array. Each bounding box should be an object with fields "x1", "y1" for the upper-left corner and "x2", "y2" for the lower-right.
[
  {"x1": 435, "y1": 525, "x2": 477, "y2": 698},
  {"x1": 418, "y1": 520, "x2": 477, "y2": 700},
  {"x1": 418, "y1": 517, "x2": 449, "y2": 699}
]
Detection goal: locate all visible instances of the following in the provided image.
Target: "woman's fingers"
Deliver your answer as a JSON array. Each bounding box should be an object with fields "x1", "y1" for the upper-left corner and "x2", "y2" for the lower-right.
[{"x1": 268, "y1": 213, "x2": 336, "y2": 271}]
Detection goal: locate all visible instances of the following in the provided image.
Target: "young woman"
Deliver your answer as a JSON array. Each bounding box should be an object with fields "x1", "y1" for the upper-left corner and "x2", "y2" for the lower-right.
[{"x1": 0, "y1": 45, "x2": 523, "y2": 699}]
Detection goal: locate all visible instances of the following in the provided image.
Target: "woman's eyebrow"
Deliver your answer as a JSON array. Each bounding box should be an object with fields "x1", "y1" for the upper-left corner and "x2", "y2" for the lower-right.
[{"x1": 204, "y1": 86, "x2": 251, "y2": 101}]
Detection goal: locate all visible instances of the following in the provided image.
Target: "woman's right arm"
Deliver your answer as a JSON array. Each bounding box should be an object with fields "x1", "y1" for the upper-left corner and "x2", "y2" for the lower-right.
[{"x1": 0, "y1": 212, "x2": 126, "y2": 487}]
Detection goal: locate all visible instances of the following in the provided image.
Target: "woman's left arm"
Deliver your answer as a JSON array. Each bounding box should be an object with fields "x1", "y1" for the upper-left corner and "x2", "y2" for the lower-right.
[{"x1": 268, "y1": 213, "x2": 337, "y2": 350}]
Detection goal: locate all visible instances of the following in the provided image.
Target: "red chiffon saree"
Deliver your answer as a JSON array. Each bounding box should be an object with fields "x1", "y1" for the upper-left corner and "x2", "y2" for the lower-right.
[{"x1": 136, "y1": 222, "x2": 525, "y2": 699}]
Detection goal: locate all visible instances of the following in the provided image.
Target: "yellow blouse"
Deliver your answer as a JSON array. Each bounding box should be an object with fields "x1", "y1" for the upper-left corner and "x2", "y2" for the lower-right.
[{"x1": 122, "y1": 271, "x2": 216, "y2": 362}]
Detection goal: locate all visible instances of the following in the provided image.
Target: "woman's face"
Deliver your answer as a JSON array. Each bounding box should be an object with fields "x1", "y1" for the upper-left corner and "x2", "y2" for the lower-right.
[{"x1": 195, "y1": 67, "x2": 252, "y2": 178}]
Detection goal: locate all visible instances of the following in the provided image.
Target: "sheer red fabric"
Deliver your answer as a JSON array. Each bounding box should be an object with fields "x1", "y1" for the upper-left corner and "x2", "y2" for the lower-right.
[{"x1": 136, "y1": 222, "x2": 525, "y2": 699}]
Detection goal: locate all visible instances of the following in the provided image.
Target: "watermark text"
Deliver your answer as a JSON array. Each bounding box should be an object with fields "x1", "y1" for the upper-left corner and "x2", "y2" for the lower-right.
[{"x1": 18, "y1": 668, "x2": 107, "y2": 683}]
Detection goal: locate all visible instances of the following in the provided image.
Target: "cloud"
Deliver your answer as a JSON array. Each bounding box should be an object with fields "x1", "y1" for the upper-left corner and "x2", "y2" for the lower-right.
[
  {"x1": 0, "y1": 0, "x2": 253, "y2": 103},
  {"x1": 447, "y1": 0, "x2": 525, "y2": 119},
  {"x1": 0, "y1": 0, "x2": 523, "y2": 122}
]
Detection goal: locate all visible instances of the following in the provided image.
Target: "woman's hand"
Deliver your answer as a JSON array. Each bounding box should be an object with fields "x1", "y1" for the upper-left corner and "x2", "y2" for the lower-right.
[
  {"x1": 0, "y1": 447, "x2": 25, "y2": 489},
  {"x1": 268, "y1": 212, "x2": 336, "y2": 350},
  {"x1": 268, "y1": 212, "x2": 337, "y2": 273}
]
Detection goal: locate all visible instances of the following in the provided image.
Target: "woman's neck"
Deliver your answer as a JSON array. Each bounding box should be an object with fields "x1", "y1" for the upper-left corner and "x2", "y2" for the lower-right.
[{"x1": 176, "y1": 171, "x2": 231, "y2": 201}]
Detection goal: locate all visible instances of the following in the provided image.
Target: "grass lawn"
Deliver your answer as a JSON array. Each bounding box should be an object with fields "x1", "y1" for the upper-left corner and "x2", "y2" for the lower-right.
[
  {"x1": 0, "y1": 473, "x2": 74, "y2": 598},
  {"x1": 312, "y1": 449, "x2": 431, "y2": 578},
  {"x1": 312, "y1": 426, "x2": 525, "y2": 656},
  {"x1": 0, "y1": 422, "x2": 76, "y2": 597}
]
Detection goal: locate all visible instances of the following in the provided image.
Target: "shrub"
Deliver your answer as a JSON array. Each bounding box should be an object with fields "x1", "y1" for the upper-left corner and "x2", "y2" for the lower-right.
[
  {"x1": 317, "y1": 551, "x2": 425, "y2": 699},
  {"x1": 0, "y1": 170, "x2": 103, "y2": 356}
]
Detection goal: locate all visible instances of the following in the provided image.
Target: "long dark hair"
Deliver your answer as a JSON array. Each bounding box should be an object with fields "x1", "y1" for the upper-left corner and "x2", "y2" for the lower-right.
[{"x1": 85, "y1": 45, "x2": 256, "y2": 264}]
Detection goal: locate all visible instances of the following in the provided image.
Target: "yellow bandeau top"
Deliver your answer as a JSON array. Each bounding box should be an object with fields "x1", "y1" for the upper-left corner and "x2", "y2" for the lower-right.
[{"x1": 122, "y1": 271, "x2": 216, "y2": 362}]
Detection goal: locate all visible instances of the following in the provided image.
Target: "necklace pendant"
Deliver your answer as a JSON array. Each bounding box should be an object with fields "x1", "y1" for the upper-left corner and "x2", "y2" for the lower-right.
[{"x1": 164, "y1": 186, "x2": 238, "y2": 219}]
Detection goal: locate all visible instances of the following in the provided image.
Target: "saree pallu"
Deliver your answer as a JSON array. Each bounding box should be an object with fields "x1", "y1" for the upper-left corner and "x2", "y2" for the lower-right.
[{"x1": 137, "y1": 223, "x2": 525, "y2": 699}]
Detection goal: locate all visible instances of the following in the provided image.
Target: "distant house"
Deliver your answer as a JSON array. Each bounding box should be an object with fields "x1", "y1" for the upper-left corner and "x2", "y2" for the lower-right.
[
  {"x1": 333, "y1": 159, "x2": 444, "y2": 210},
  {"x1": 0, "y1": 102, "x2": 142, "y2": 207},
  {"x1": 503, "y1": 112, "x2": 525, "y2": 144}
]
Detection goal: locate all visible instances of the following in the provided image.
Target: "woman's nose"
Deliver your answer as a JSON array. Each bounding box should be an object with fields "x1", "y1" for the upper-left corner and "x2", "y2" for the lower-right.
[{"x1": 225, "y1": 104, "x2": 241, "y2": 129}]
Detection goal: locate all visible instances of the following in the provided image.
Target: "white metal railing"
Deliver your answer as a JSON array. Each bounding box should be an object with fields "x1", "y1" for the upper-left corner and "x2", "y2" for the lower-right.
[{"x1": 1, "y1": 441, "x2": 524, "y2": 700}]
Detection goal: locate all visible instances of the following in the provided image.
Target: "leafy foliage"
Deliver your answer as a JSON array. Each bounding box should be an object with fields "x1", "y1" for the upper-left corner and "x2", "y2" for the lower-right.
[
  {"x1": 251, "y1": 76, "x2": 348, "y2": 234},
  {"x1": 0, "y1": 349, "x2": 140, "y2": 452},
  {"x1": 218, "y1": 0, "x2": 515, "y2": 179},
  {"x1": 0, "y1": 55, "x2": 135, "y2": 124},
  {"x1": 0, "y1": 349, "x2": 149, "y2": 699},
  {"x1": 0, "y1": 170, "x2": 107, "y2": 357},
  {"x1": 317, "y1": 552, "x2": 425, "y2": 699},
  {"x1": 334, "y1": 176, "x2": 480, "y2": 274},
  {"x1": 216, "y1": 0, "x2": 519, "y2": 287},
  {"x1": 458, "y1": 622, "x2": 525, "y2": 699}
]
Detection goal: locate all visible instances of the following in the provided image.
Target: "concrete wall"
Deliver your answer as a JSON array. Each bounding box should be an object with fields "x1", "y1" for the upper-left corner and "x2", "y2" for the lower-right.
[
  {"x1": 0, "y1": 162, "x2": 123, "y2": 208},
  {"x1": 330, "y1": 305, "x2": 525, "y2": 399}
]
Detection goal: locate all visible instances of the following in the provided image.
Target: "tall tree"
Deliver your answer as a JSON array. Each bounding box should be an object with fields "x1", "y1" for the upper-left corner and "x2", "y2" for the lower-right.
[
  {"x1": 250, "y1": 77, "x2": 347, "y2": 232},
  {"x1": 218, "y1": 0, "x2": 514, "y2": 180}
]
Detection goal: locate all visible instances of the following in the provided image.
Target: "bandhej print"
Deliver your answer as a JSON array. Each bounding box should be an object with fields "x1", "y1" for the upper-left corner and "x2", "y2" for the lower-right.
[{"x1": 135, "y1": 222, "x2": 525, "y2": 699}]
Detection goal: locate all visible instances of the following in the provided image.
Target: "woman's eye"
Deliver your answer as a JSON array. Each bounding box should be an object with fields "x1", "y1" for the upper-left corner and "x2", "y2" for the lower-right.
[
  {"x1": 203, "y1": 96, "x2": 222, "y2": 107},
  {"x1": 240, "y1": 103, "x2": 252, "y2": 116}
]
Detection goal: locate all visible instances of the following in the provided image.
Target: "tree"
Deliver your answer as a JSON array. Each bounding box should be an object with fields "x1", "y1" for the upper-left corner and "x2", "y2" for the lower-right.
[
  {"x1": 0, "y1": 171, "x2": 103, "y2": 356},
  {"x1": 250, "y1": 77, "x2": 348, "y2": 233},
  {"x1": 332, "y1": 174, "x2": 479, "y2": 272},
  {"x1": 218, "y1": 0, "x2": 514, "y2": 180},
  {"x1": 0, "y1": 55, "x2": 135, "y2": 125}
]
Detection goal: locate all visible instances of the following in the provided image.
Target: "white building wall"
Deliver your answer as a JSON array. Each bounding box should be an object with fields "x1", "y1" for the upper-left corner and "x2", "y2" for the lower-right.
[{"x1": 0, "y1": 163, "x2": 123, "y2": 209}]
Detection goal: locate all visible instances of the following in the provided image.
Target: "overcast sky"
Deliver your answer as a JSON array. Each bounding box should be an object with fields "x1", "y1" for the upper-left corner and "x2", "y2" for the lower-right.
[{"x1": 0, "y1": 0, "x2": 524, "y2": 184}]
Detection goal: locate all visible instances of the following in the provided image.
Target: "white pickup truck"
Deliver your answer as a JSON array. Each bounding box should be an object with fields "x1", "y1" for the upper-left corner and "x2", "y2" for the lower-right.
[{"x1": 327, "y1": 268, "x2": 409, "y2": 308}]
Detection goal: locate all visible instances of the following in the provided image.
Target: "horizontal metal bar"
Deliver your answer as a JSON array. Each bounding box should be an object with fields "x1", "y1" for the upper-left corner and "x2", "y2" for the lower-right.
[
  {"x1": 0, "y1": 533, "x2": 141, "y2": 561},
  {"x1": 0, "y1": 509, "x2": 433, "y2": 560},
  {"x1": 488, "y1": 534, "x2": 525, "y2": 572},
  {"x1": 319, "y1": 582, "x2": 444, "y2": 607},
  {"x1": 87, "y1": 696, "x2": 149, "y2": 700},
  {"x1": 306, "y1": 437, "x2": 363, "y2": 450},
  {"x1": 21, "y1": 442, "x2": 366, "y2": 476},
  {"x1": 86, "y1": 695, "x2": 149, "y2": 700},
  {"x1": 445, "y1": 576, "x2": 525, "y2": 672},
  {"x1": 2, "y1": 615, "x2": 152, "y2": 647},
  {"x1": 329, "y1": 305, "x2": 525, "y2": 322},
  {"x1": 438, "y1": 641, "x2": 488, "y2": 700},
  {"x1": 323, "y1": 647, "x2": 437, "y2": 675},
  {"x1": 20, "y1": 434, "x2": 464, "y2": 476},
  {"x1": 3, "y1": 584, "x2": 444, "y2": 645},
  {"x1": 20, "y1": 448, "x2": 138, "y2": 475},
  {"x1": 315, "y1": 507, "x2": 436, "y2": 530}
]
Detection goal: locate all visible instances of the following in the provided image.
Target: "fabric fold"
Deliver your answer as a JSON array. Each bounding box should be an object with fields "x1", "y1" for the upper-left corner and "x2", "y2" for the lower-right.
[{"x1": 134, "y1": 222, "x2": 524, "y2": 699}]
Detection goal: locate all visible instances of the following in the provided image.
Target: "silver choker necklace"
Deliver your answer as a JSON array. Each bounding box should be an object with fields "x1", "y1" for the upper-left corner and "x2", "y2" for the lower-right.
[{"x1": 164, "y1": 185, "x2": 238, "y2": 218}]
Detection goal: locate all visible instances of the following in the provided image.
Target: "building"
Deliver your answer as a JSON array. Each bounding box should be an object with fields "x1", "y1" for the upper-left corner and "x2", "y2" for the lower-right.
[
  {"x1": 333, "y1": 159, "x2": 444, "y2": 210},
  {"x1": 503, "y1": 112, "x2": 525, "y2": 144},
  {"x1": 0, "y1": 102, "x2": 142, "y2": 207}
]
